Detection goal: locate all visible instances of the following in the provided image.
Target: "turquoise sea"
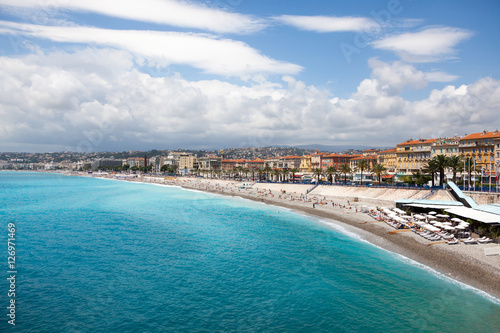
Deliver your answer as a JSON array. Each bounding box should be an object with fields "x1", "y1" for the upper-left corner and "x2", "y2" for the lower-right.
[{"x1": 0, "y1": 172, "x2": 499, "y2": 332}]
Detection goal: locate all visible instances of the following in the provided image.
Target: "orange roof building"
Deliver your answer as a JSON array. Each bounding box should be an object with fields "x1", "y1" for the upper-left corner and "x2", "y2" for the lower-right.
[
  {"x1": 396, "y1": 138, "x2": 437, "y2": 174},
  {"x1": 377, "y1": 148, "x2": 397, "y2": 173},
  {"x1": 460, "y1": 130, "x2": 500, "y2": 171}
]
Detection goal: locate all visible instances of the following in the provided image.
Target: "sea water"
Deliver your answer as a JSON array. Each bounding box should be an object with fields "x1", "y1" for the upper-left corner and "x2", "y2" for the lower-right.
[{"x1": 0, "y1": 172, "x2": 499, "y2": 332}]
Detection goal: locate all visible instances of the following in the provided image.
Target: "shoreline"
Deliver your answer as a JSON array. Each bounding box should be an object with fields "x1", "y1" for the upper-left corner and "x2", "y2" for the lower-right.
[{"x1": 166, "y1": 177, "x2": 500, "y2": 302}]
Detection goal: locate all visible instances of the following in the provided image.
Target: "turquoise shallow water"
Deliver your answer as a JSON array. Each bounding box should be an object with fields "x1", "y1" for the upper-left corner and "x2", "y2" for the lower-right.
[{"x1": 0, "y1": 172, "x2": 499, "y2": 332}]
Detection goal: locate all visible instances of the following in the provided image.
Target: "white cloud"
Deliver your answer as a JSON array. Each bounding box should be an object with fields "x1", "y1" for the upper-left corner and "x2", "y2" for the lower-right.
[
  {"x1": 0, "y1": 0, "x2": 266, "y2": 34},
  {"x1": 0, "y1": 21, "x2": 302, "y2": 77},
  {"x1": 359, "y1": 58, "x2": 457, "y2": 96},
  {"x1": 274, "y1": 15, "x2": 379, "y2": 33},
  {"x1": 1, "y1": 49, "x2": 499, "y2": 152},
  {"x1": 371, "y1": 26, "x2": 472, "y2": 62},
  {"x1": 424, "y1": 71, "x2": 459, "y2": 83}
]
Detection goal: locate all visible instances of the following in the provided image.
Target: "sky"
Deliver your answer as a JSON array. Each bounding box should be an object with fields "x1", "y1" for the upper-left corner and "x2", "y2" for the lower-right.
[{"x1": 0, "y1": 0, "x2": 500, "y2": 152}]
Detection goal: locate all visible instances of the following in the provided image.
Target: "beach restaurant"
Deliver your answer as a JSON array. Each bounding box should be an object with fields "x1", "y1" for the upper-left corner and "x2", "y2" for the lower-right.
[{"x1": 395, "y1": 182, "x2": 500, "y2": 228}]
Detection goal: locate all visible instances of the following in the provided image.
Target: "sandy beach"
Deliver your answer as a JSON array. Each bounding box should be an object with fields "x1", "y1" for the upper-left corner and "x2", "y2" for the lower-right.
[{"x1": 104, "y1": 174, "x2": 500, "y2": 300}]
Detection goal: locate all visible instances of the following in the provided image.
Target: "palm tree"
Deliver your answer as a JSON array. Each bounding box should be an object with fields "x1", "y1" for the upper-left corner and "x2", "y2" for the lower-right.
[
  {"x1": 463, "y1": 157, "x2": 474, "y2": 188},
  {"x1": 339, "y1": 164, "x2": 351, "y2": 185},
  {"x1": 289, "y1": 168, "x2": 299, "y2": 183},
  {"x1": 447, "y1": 155, "x2": 462, "y2": 183},
  {"x1": 263, "y1": 166, "x2": 272, "y2": 181},
  {"x1": 272, "y1": 168, "x2": 281, "y2": 182},
  {"x1": 242, "y1": 168, "x2": 250, "y2": 180},
  {"x1": 281, "y1": 168, "x2": 289, "y2": 182},
  {"x1": 314, "y1": 168, "x2": 323, "y2": 184},
  {"x1": 326, "y1": 166, "x2": 337, "y2": 183},
  {"x1": 422, "y1": 159, "x2": 438, "y2": 187},
  {"x1": 356, "y1": 160, "x2": 369, "y2": 184},
  {"x1": 257, "y1": 168, "x2": 264, "y2": 181},
  {"x1": 433, "y1": 155, "x2": 449, "y2": 186},
  {"x1": 372, "y1": 164, "x2": 387, "y2": 183}
]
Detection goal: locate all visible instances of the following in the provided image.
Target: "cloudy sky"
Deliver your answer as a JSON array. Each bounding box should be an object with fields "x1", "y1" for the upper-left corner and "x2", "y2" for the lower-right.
[{"x1": 1, "y1": 0, "x2": 499, "y2": 152}]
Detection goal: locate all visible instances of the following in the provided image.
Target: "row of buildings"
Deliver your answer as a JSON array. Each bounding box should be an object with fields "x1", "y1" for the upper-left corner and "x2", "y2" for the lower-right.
[
  {"x1": 5, "y1": 130, "x2": 500, "y2": 183},
  {"x1": 176, "y1": 131, "x2": 500, "y2": 182}
]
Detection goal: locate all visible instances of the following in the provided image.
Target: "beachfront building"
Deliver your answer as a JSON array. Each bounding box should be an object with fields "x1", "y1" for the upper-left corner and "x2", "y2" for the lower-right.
[
  {"x1": 125, "y1": 157, "x2": 147, "y2": 168},
  {"x1": 264, "y1": 157, "x2": 280, "y2": 169},
  {"x1": 282, "y1": 156, "x2": 301, "y2": 169},
  {"x1": 311, "y1": 150, "x2": 329, "y2": 169},
  {"x1": 221, "y1": 159, "x2": 246, "y2": 171},
  {"x1": 321, "y1": 154, "x2": 352, "y2": 169},
  {"x1": 148, "y1": 156, "x2": 163, "y2": 173},
  {"x1": 349, "y1": 155, "x2": 376, "y2": 183},
  {"x1": 377, "y1": 148, "x2": 397, "y2": 173},
  {"x1": 179, "y1": 153, "x2": 196, "y2": 174},
  {"x1": 198, "y1": 156, "x2": 222, "y2": 171},
  {"x1": 245, "y1": 158, "x2": 265, "y2": 171},
  {"x1": 396, "y1": 138, "x2": 436, "y2": 175},
  {"x1": 91, "y1": 158, "x2": 124, "y2": 171},
  {"x1": 431, "y1": 137, "x2": 460, "y2": 158},
  {"x1": 495, "y1": 138, "x2": 500, "y2": 175},
  {"x1": 459, "y1": 131, "x2": 500, "y2": 175},
  {"x1": 299, "y1": 155, "x2": 312, "y2": 173}
]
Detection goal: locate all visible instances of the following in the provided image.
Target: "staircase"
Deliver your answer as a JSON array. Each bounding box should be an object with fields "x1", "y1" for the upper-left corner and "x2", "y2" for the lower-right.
[
  {"x1": 420, "y1": 189, "x2": 437, "y2": 200},
  {"x1": 307, "y1": 183, "x2": 319, "y2": 194}
]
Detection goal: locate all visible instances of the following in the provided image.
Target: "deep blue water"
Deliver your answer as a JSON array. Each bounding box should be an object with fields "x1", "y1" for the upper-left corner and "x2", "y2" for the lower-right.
[{"x1": 0, "y1": 172, "x2": 499, "y2": 332}]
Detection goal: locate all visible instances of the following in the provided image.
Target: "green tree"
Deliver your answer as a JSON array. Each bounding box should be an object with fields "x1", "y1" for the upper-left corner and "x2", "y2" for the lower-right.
[
  {"x1": 356, "y1": 160, "x2": 369, "y2": 184},
  {"x1": 447, "y1": 155, "x2": 462, "y2": 183},
  {"x1": 339, "y1": 164, "x2": 351, "y2": 185},
  {"x1": 272, "y1": 168, "x2": 281, "y2": 182},
  {"x1": 257, "y1": 168, "x2": 264, "y2": 181},
  {"x1": 122, "y1": 164, "x2": 130, "y2": 171},
  {"x1": 290, "y1": 168, "x2": 299, "y2": 183},
  {"x1": 326, "y1": 166, "x2": 337, "y2": 183},
  {"x1": 263, "y1": 166, "x2": 272, "y2": 181},
  {"x1": 242, "y1": 168, "x2": 250, "y2": 180},
  {"x1": 433, "y1": 155, "x2": 449, "y2": 186},
  {"x1": 314, "y1": 168, "x2": 323, "y2": 184},
  {"x1": 372, "y1": 164, "x2": 387, "y2": 183},
  {"x1": 422, "y1": 159, "x2": 439, "y2": 187},
  {"x1": 281, "y1": 168, "x2": 289, "y2": 182}
]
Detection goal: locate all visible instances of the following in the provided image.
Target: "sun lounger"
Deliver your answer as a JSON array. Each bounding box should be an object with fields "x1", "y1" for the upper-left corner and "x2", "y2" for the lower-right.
[
  {"x1": 463, "y1": 237, "x2": 477, "y2": 244},
  {"x1": 447, "y1": 239, "x2": 459, "y2": 245},
  {"x1": 478, "y1": 237, "x2": 492, "y2": 244}
]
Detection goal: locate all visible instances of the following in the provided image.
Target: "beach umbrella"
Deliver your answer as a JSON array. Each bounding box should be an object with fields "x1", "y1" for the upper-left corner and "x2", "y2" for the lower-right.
[
  {"x1": 442, "y1": 222, "x2": 453, "y2": 226},
  {"x1": 443, "y1": 226, "x2": 454, "y2": 230},
  {"x1": 455, "y1": 225, "x2": 466, "y2": 230},
  {"x1": 428, "y1": 211, "x2": 437, "y2": 215},
  {"x1": 427, "y1": 215, "x2": 437, "y2": 220},
  {"x1": 436, "y1": 214, "x2": 449, "y2": 218},
  {"x1": 414, "y1": 215, "x2": 426, "y2": 220},
  {"x1": 451, "y1": 217, "x2": 463, "y2": 222}
]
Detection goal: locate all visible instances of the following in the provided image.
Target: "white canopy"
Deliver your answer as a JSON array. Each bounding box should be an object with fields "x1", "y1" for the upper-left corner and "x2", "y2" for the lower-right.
[{"x1": 446, "y1": 207, "x2": 500, "y2": 224}]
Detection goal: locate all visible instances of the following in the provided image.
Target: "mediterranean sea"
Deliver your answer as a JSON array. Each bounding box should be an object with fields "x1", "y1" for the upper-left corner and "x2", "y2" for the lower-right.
[{"x1": 1, "y1": 172, "x2": 499, "y2": 332}]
